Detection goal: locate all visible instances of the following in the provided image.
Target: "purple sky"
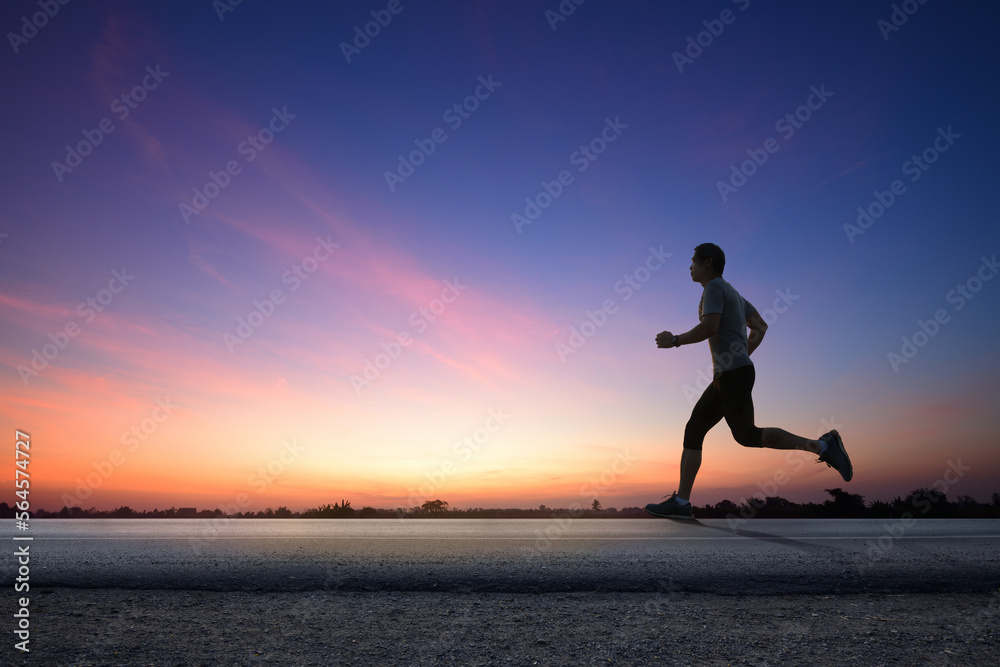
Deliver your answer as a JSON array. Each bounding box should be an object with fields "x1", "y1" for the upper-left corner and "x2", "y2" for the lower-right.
[{"x1": 1, "y1": 0, "x2": 998, "y2": 512}]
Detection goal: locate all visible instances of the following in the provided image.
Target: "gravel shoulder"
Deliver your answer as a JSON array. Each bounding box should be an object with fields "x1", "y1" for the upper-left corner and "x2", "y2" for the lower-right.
[{"x1": 20, "y1": 588, "x2": 1000, "y2": 665}]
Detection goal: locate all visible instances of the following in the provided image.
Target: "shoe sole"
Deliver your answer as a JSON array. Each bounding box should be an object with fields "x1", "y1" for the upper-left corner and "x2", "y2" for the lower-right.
[
  {"x1": 644, "y1": 507, "x2": 694, "y2": 520},
  {"x1": 829, "y1": 430, "x2": 853, "y2": 482}
]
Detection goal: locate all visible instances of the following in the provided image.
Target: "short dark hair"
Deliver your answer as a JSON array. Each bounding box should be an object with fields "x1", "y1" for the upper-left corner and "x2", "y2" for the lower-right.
[{"x1": 694, "y1": 243, "x2": 725, "y2": 274}]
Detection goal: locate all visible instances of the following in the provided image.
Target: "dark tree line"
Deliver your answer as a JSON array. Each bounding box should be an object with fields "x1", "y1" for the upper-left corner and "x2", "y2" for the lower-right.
[{"x1": 5, "y1": 488, "x2": 998, "y2": 519}]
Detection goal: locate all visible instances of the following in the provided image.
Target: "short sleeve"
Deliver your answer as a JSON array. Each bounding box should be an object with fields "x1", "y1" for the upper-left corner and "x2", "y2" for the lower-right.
[{"x1": 701, "y1": 280, "x2": 725, "y2": 316}]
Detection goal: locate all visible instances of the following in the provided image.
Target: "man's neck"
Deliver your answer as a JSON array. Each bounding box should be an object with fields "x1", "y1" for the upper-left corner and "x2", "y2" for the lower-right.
[{"x1": 699, "y1": 273, "x2": 722, "y2": 287}]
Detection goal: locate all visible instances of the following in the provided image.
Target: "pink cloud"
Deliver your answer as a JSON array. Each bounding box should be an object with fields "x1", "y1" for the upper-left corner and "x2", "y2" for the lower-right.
[{"x1": 0, "y1": 291, "x2": 78, "y2": 326}]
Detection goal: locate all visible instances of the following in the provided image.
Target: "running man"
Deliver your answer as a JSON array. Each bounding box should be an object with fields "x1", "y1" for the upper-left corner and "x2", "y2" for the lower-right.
[{"x1": 645, "y1": 243, "x2": 852, "y2": 520}]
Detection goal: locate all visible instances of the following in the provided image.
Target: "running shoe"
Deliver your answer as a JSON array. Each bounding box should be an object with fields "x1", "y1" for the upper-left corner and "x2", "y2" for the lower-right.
[
  {"x1": 644, "y1": 492, "x2": 694, "y2": 520},
  {"x1": 818, "y1": 430, "x2": 853, "y2": 482}
]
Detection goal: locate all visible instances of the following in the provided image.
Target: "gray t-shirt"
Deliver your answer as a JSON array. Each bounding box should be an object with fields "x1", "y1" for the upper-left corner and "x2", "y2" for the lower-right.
[{"x1": 699, "y1": 277, "x2": 758, "y2": 376}]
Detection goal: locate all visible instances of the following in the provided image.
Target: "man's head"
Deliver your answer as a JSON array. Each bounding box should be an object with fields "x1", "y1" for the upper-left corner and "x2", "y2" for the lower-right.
[{"x1": 690, "y1": 243, "x2": 725, "y2": 285}]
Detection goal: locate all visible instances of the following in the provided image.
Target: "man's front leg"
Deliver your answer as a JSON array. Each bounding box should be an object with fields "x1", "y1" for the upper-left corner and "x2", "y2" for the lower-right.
[{"x1": 678, "y1": 448, "x2": 702, "y2": 501}]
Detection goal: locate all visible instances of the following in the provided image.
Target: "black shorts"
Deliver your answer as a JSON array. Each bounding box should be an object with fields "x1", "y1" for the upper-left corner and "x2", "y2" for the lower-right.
[{"x1": 683, "y1": 364, "x2": 763, "y2": 450}]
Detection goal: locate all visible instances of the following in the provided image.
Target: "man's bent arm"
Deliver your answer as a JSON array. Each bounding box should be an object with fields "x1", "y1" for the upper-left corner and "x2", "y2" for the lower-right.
[
  {"x1": 676, "y1": 313, "x2": 720, "y2": 346},
  {"x1": 746, "y1": 308, "x2": 767, "y2": 355}
]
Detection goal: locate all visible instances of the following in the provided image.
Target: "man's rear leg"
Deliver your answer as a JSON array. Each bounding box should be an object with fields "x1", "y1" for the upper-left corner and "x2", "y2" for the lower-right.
[
  {"x1": 760, "y1": 427, "x2": 823, "y2": 453},
  {"x1": 761, "y1": 427, "x2": 852, "y2": 482}
]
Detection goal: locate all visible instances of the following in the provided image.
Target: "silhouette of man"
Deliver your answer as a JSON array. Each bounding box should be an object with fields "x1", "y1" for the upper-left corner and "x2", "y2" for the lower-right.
[{"x1": 645, "y1": 243, "x2": 852, "y2": 519}]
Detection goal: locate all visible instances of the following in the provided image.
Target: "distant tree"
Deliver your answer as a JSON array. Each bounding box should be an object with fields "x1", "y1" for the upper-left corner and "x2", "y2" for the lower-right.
[
  {"x1": 824, "y1": 488, "x2": 867, "y2": 518},
  {"x1": 335, "y1": 500, "x2": 355, "y2": 517},
  {"x1": 733, "y1": 496, "x2": 788, "y2": 518},
  {"x1": 714, "y1": 499, "x2": 739, "y2": 512},
  {"x1": 422, "y1": 499, "x2": 449, "y2": 514},
  {"x1": 954, "y1": 495, "x2": 979, "y2": 510},
  {"x1": 868, "y1": 500, "x2": 893, "y2": 518},
  {"x1": 739, "y1": 496, "x2": 766, "y2": 518},
  {"x1": 754, "y1": 496, "x2": 796, "y2": 517},
  {"x1": 359, "y1": 506, "x2": 378, "y2": 518},
  {"x1": 274, "y1": 506, "x2": 293, "y2": 518},
  {"x1": 309, "y1": 500, "x2": 354, "y2": 518},
  {"x1": 591, "y1": 499, "x2": 602, "y2": 512},
  {"x1": 993, "y1": 492, "x2": 1000, "y2": 508},
  {"x1": 904, "y1": 488, "x2": 949, "y2": 517}
]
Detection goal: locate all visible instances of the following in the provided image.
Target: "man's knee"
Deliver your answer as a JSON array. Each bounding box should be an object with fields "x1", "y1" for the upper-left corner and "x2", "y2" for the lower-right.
[
  {"x1": 732, "y1": 426, "x2": 763, "y2": 448},
  {"x1": 683, "y1": 422, "x2": 706, "y2": 451}
]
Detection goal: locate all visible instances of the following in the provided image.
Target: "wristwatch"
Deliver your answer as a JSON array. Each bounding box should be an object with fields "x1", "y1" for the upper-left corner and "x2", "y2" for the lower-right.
[{"x1": 671, "y1": 335, "x2": 678, "y2": 347}]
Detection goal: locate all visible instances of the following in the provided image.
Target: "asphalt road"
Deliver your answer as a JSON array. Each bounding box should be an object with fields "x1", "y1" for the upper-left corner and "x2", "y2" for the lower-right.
[{"x1": 6, "y1": 518, "x2": 999, "y2": 595}]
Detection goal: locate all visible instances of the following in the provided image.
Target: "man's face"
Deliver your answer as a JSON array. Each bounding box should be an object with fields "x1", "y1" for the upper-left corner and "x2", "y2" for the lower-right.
[{"x1": 690, "y1": 254, "x2": 709, "y2": 283}]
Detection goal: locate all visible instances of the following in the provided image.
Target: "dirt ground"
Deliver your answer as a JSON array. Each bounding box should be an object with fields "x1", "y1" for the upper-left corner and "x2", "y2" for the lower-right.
[{"x1": 16, "y1": 588, "x2": 1000, "y2": 666}]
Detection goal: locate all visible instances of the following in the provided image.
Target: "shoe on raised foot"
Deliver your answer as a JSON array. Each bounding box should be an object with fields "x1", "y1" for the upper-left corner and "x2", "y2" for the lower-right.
[
  {"x1": 645, "y1": 492, "x2": 694, "y2": 520},
  {"x1": 818, "y1": 429, "x2": 853, "y2": 482}
]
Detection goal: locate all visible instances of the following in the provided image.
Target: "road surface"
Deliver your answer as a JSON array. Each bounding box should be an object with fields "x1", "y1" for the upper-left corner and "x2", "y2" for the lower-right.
[{"x1": 7, "y1": 518, "x2": 999, "y2": 594}]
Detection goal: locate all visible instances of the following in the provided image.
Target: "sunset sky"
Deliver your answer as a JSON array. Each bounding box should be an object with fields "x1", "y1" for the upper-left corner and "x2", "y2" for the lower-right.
[{"x1": 1, "y1": 1, "x2": 998, "y2": 513}]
